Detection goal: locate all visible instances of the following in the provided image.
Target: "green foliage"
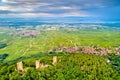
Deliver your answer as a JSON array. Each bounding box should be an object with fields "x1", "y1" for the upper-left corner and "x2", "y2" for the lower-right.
[
  {"x1": 108, "y1": 54, "x2": 120, "y2": 73},
  {"x1": 0, "y1": 43, "x2": 7, "y2": 49},
  {"x1": 52, "y1": 53, "x2": 118, "y2": 80},
  {"x1": 0, "y1": 53, "x2": 8, "y2": 63},
  {"x1": 0, "y1": 53, "x2": 119, "y2": 80}
]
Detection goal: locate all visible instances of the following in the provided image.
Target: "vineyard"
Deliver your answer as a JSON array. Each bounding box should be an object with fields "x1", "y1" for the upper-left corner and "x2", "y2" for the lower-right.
[{"x1": 0, "y1": 27, "x2": 120, "y2": 79}]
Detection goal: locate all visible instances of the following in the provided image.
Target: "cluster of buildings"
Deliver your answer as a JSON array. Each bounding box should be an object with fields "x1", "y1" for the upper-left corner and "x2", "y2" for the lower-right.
[
  {"x1": 49, "y1": 46, "x2": 113, "y2": 56},
  {"x1": 11, "y1": 30, "x2": 39, "y2": 38}
]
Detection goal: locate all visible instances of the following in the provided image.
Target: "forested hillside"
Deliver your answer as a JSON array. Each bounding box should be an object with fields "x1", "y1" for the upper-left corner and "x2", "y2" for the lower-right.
[{"x1": 0, "y1": 53, "x2": 120, "y2": 80}]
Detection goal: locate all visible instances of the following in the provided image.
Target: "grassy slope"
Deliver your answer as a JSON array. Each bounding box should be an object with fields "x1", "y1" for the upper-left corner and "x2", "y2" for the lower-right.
[{"x1": 0, "y1": 29, "x2": 120, "y2": 62}]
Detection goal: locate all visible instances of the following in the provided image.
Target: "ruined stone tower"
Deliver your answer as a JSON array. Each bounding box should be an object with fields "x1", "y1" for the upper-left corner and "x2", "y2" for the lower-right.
[
  {"x1": 35, "y1": 60, "x2": 40, "y2": 69},
  {"x1": 52, "y1": 56, "x2": 57, "y2": 64},
  {"x1": 17, "y1": 61, "x2": 24, "y2": 71}
]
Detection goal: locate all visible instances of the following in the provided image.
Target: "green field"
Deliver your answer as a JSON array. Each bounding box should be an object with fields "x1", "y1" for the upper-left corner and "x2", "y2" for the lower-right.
[{"x1": 0, "y1": 27, "x2": 120, "y2": 62}]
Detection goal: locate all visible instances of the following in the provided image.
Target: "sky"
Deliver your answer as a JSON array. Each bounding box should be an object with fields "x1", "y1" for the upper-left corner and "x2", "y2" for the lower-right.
[{"x1": 0, "y1": 0, "x2": 120, "y2": 22}]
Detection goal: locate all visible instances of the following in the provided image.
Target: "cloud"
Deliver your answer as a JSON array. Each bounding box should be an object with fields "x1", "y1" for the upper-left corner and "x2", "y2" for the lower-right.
[
  {"x1": 0, "y1": 11, "x2": 89, "y2": 18},
  {"x1": 0, "y1": 6, "x2": 11, "y2": 10},
  {"x1": 0, "y1": 0, "x2": 119, "y2": 18}
]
